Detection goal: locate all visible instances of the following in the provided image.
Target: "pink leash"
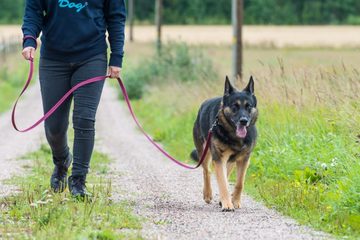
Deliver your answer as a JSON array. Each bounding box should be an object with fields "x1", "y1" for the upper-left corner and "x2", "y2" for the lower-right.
[{"x1": 12, "y1": 36, "x2": 212, "y2": 169}]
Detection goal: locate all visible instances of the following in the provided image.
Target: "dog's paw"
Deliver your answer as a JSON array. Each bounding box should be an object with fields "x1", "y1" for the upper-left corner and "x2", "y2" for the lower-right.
[
  {"x1": 232, "y1": 198, "x2": 242, "y2": 209},
  {"x1": 204, "y1": 197, "x2": 212, "y2": 204},
  {"x1": 203, "y1": 189, "x2": 213, "y2": 204},
  {"x1": 220, "y1": 200, "x2": 235, "y2": 212},
  {"x1": 203, "y1": 194, "x2": 213, "y2": 204},
  {"x1": 221, "y1": 206, "x2": 235, "y2": 212}
]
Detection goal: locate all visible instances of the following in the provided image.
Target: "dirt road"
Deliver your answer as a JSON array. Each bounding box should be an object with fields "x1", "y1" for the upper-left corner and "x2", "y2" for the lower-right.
[
  {"x1": 2, "y1": 25, "x2": 360, "y2": 47},
  {"x1": 96, "y1": 84, "x2": 330, "y2": 240}
]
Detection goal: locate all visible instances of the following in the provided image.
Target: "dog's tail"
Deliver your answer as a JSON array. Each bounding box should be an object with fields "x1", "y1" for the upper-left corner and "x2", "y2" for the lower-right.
[{"x1": 190, "y1": 149, "x2": 199, "y2": 162}]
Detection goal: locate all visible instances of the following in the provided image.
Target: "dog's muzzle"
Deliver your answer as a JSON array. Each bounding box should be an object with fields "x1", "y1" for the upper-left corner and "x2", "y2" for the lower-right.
[
  {"x1": 236, "y1": 117, "x2": 249, "y2": 138},
  {"x1": 239, "y1": 117, "x2": 249, "y2": 126}
]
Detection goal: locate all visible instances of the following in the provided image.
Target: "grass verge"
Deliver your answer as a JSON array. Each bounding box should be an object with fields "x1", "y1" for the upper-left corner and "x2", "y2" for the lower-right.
[{"x1": 0, "y1": 144, "x2": 142, "y2": 240}]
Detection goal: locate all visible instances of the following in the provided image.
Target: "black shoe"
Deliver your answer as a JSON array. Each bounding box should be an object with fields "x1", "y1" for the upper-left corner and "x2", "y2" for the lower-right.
[
  {"x1": 50, "y1": 155, "x2": 72, "y2": 193},
  {"x1": 68, "y1": 175, "x2": 92, "y2": 200}
]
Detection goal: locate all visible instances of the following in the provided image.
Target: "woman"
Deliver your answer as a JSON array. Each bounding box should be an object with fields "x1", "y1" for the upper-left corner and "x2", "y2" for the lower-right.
[{"x1": 22, "y1": 0, "x2": 126, "y2": 199}]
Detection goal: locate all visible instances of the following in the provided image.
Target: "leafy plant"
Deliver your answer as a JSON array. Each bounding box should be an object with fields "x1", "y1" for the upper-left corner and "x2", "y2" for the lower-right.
[{"x1": 123, "y1": 42, "x2": 216, "y2": 99}]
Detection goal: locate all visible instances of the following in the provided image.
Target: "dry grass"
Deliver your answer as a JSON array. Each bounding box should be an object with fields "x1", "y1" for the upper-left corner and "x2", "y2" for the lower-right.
[
  {"x1": 154, "y1": 45, "x2": 359, "y2": 118},
  {"x1": 0, "y1": 25, "x2": 22, "y2": 40},
  {"x1": 125, "y1": 25, "x2": 360, "y2": 47},
  {"x1": 124, "y1": 41, "x2": 360, "y2": 130}
]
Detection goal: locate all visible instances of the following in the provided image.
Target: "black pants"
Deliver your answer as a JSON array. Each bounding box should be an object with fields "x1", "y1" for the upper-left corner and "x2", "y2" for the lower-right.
[{"x1": 39, "y1": 53, "x2": 107, "y2": 177}]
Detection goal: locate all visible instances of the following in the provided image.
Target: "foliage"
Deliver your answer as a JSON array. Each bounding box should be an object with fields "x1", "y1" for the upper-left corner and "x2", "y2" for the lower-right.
[
  {"x1": 0, "y1": 0, "x2": 25, "y2": 24},
  {"x1": 2, "y1": 0, "x2": 360, "y2": 25},
  {"x1": 0, "y1": 144, "x2": 142, "y2": 239},
  {"x1": 133, "y1": 0, "x2": 360, "y2": 25},
  {"x1": 123, "y1": 42, "x2": 216, "y2": 99}
]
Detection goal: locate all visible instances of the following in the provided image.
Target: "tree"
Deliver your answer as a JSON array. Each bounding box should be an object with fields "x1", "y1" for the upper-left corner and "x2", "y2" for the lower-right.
[
  {"x1": 0, "y1": 0, "x2": 25, "y2": 24},
  {"x1": 1, "y1": 0, "x2": 360, "y2": 25}
]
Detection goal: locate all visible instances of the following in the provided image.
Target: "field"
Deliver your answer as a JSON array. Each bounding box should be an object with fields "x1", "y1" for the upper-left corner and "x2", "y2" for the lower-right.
[
  {"x1": 125, "y1": 42, "x2": 360, "y2": 238},
  {"x1": 0, "y1": 25, "x2": 22, "y2": 40},
  {"x1": 2, "y1": 25, "x2": 360, "y2": 47}
]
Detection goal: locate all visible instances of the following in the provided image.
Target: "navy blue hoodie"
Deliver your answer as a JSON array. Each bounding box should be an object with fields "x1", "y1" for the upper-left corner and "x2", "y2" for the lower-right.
[{"x1": 22, "y1": 0, "x2": 126, "y2": 67}]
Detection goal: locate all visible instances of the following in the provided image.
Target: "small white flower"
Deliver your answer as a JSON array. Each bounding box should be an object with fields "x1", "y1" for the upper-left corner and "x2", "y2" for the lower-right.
[
  {"x1": 321, "y1": 163, "x2": 328, "y2": 170},
  {"x1": 30, "y1": 203, "x2": 38, "y2": 208},
  {"x1": 37, "y1": 200, "x2": 47, "y2": 205},
  {"x1": 330, "y1": 157, "x2": 339, "y2": 167}
]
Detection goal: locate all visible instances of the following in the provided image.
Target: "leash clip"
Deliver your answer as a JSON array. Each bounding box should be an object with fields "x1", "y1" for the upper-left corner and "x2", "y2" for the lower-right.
[{"x1": 209, "y1": 116, "x2": 219, "y2": 132}]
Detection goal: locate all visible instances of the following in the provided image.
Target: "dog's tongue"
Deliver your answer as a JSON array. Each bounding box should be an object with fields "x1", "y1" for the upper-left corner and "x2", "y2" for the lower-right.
[{"x1": 236, "y1": 125, "x2": 247, "y2": 138}]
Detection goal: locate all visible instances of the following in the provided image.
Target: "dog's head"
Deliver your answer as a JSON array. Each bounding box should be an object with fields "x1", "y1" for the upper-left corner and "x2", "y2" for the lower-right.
[{"x1": 222, "y1": 76, "x2": 258, "y2": 138}]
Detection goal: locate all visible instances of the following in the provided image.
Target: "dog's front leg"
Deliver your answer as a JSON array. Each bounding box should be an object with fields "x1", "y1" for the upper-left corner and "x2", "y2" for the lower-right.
[
  {"x1": 202, "y1": 152, "x2": 213, "y2": 203},
  {"x1": 214, "y1": 160, "x2": 234, "y2": 211},
  {"x1": 232, "y1": 155, "x2": 250, "y2": 208},
  {"x1": 226, "y1": 161, "x2": 236, "y2": 178}
]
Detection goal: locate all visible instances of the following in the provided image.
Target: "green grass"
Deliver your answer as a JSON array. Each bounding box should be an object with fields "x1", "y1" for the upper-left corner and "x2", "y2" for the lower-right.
[
  {"x1": 0, "y1": 145, "x2": 142, "y2": 239},
  {"x1": 123, "y1": 43, "x2": 360, "y2": 239},
  {"x1": 0, "y1": 50, "x2": 35, "y2": 113}
]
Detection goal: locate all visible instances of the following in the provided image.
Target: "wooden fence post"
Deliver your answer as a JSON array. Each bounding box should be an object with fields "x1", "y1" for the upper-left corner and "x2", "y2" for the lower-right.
[
  {"x1": 232, "y1": 0, "x2": 243, "y2": 81},
  {"x1": 155, "y1": 0, "x2": 163, "y2": 53},
  {"x1": 128, "y1": 0, "x2": 134, "y2": 42}
]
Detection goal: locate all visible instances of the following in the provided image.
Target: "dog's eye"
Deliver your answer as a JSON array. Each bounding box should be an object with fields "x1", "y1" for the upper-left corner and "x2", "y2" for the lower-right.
[
  {"x1": 231, "y1": 104, "x2": 239, "y2": 112},
  {"x1": 245, "y1": 103, "x2": 252, "y2": 111}
]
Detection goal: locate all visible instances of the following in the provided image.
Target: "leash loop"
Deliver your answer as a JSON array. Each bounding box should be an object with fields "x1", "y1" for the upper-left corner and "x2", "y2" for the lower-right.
[{"x1": 12, "y1": 59, "x2": 212, "y2": 169}]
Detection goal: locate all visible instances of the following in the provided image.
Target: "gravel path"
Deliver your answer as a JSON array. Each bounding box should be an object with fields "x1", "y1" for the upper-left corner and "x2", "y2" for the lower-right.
[
  {"x1": 96, "y1": 84, "x2": 331, "y2": 240},
  {"x1": 0, "y1": 83, "x2": 44, "y2": 197}
]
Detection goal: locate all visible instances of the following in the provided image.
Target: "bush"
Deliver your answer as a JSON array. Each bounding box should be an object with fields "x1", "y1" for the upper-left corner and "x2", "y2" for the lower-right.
[
  {"x1": 123, "y1": 42, "x2": 216, "y2": 99},
  {"x1": 346, "y1": 15, "x2": 360, "y2": 25}
]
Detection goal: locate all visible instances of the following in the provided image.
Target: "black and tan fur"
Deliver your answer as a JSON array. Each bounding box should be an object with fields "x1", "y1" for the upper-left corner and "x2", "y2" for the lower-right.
[{"x1": 191, "y1": 76, "x2": 258, "y2": 211}]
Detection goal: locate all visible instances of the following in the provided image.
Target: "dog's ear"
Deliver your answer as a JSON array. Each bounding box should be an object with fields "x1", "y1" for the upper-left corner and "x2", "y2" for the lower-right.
[
  {"x1": 243, "y1": 76, "x2": 255, "y2": 95},
  {"x1": 224, "y1": 76, "x2": 235, "y2": 96}
]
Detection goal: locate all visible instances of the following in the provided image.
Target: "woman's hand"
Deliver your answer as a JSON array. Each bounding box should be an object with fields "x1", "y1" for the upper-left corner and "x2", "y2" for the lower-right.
[
  {"x1": 108, "y1": 66, "x2": 122, "y2": 79},
  {"x1": 22, "y1": 47, "x2": 36, "y2": 60}
]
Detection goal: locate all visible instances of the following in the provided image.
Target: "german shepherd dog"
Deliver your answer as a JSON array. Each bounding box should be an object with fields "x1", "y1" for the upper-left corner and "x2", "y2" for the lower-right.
[{"x1": 191, "y1": 76, "x2": 258, "y2": 211}]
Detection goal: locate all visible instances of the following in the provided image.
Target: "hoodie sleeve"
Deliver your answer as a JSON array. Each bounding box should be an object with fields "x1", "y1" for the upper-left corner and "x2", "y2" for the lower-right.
[
  {"x1": 105, "y1": 0, "x2": 126, "y2": 68},
  {"x1": 21, "y1": 0, "x2": 44, "y2": 49}
]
